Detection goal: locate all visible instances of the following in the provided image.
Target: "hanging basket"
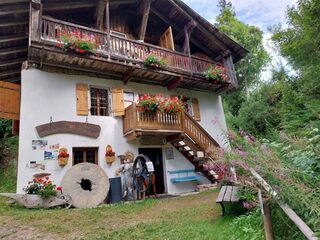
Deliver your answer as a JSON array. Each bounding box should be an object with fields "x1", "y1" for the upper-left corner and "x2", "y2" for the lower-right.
[
  {"x1": 58, "y1": 157, "x2": 68, "y2": 167},
  {"x1": 106, "y1": 156, "x2": 116, "y2": 164}
]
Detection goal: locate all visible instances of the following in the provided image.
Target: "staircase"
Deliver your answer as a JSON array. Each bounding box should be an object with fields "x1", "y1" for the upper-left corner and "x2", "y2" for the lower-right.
[
  {"x1": 123, "y1": 105, "x2": 222, "y2": 182},
  {"x1": 169, "y1": 113, "x2": 221, "y2": 182}
]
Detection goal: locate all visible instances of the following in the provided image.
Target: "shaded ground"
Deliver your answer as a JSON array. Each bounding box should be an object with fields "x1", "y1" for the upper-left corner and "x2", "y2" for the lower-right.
[{"x1": 0, "y1": 191, "x2": 235, "y2": 240}]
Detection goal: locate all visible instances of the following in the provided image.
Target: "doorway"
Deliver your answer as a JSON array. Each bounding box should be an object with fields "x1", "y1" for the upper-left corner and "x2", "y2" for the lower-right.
[{"x1": 138, "y1": 148, "x2": 166, "y2": 195}]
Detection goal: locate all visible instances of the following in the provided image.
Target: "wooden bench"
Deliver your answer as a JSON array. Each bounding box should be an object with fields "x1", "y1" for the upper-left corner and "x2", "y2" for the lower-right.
[
  {"x1": 168, "y1": 169, "x2": 200, "y2": 183},
  {"x1": 216, "y1": 186, "x2": 240, "y2": 215}
]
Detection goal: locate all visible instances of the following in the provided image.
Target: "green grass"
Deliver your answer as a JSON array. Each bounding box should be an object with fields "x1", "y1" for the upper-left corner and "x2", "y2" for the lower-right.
[{"x1": 0, "y1": 191, "x2": 265, "y2": 240}]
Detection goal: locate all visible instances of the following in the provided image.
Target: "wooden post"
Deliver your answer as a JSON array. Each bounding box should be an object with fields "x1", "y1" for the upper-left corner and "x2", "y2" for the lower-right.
[
  {"x1": 263, "y1": 200, "x2": 275, "y2": 240},
  {"x1": 223, "y1": 53, "x2": 238, "y2": 88},
  {"x1": 29, "y1": 0, "x2": 42, "y2": 45},
  {"x1": 138, "y1": 0, "x2": 151, "y2": 41},
  {"x1": 95, "y1": 0, "x2": 106, "y2": 30},
  {"x1": 105, "y1": 0, "x2": 110, "y2": 57},
  {"x1": 258, "y1": 190, "x2": 275, "y2": 240},
  {"x1": 251, "y1": 169, "x2": 318, "y2": 240}
]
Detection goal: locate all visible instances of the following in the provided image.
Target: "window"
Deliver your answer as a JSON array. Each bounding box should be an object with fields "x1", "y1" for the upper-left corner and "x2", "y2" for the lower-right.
[
  {"x1": 90, "y1": 88, "x2": 109, "y2": 116},
  {"x1": 73, "y1": 148, "x2": 98, "y2": 165}
]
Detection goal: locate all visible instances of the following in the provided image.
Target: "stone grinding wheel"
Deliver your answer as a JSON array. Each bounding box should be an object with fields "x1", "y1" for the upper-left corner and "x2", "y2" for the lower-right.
[{"x1": 61, "y1": 163, "x2": 109, "y2": 208}]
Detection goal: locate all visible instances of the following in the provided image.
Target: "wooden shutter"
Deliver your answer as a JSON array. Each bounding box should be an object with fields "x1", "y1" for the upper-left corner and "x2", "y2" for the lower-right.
[
  {"x1": 76, "y1": 83, "x2": 88, "y2": 116},
  {"x1": 159, "y1": 26, "x2": 175, "y2": 51},
  {"x1": 0, "y1": 82, "x2": 20, "y2": 120},
  {"x1": 191, "y1": 98, "x2": 201, "y2": 121},
  {"x1": 112, "y1": 87, "x2": 125, "y2": 116}
]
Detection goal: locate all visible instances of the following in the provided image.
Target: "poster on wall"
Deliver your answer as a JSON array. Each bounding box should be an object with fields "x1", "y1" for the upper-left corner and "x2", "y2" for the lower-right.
[
  {"x1": 49, "y1": 144, "x2": 59, "y2": 150},
  {"x1": 32, "y1": 140, "x2": 48, "y2": 150},
  {"x1": 44, "y1": 150, "x2": 59, "y2": 160},
  {"x1": 165, "y1": 147, "x2": 174, "y2": 160},
  {"x1": 29, "y1": 161, "x2": 46, "y2": 171}
]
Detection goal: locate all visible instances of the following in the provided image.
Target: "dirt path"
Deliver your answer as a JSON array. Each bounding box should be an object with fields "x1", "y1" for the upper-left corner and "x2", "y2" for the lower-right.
[{"x1": 0, "y1": 191, "x2": 219, "y2": 240}]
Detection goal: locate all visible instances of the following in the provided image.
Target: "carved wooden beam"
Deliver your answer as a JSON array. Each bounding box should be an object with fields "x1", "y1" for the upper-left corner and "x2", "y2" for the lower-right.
[
  {"x1": 150, "y1": 8, "x2": 217, "y2": 58},
  {"x1": 167, "y1": 0, "x2": 227, "y2": 52},
  {"x1": 138, "y1": 0, "x2": 151, "y2": 41},
  {"x1": 167, "y1": 77, "x2": 182, "y2": 91},
  {"x1": 175, "y1": 20, "x2": 196, "y2": 42},
  {"x1": 123, "y1": 68, "x2": 135, "y2": 84},
  {"x1": 36, "y1": 121, "x2": 101, "y2": 139}
]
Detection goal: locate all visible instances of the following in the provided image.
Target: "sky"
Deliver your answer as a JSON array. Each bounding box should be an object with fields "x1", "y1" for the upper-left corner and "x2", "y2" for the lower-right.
[{"x1": 182, "y1": 0, "x2": 298, "y2": 80}]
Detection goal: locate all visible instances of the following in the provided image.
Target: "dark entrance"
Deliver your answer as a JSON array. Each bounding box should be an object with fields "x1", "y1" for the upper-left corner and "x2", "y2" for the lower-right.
[{"x1": 138, "y1": 148, "x2": 165, "y2": 195}]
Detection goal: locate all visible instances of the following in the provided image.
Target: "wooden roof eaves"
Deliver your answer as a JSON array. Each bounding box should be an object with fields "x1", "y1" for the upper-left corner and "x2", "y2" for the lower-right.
[{"x1": 172, "y1": 0, "x2": 249, "y2": 63}]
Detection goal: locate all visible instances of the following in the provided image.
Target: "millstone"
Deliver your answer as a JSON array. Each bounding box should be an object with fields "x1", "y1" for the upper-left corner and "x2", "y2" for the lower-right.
[{"x1": 61, "y1": 163, "x2": 109, "y2": 208}]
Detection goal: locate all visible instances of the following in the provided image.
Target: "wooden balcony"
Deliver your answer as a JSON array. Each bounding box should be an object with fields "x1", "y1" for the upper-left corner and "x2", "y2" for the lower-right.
[
  {"x1": 28, "y1": 16, "x2": 237, "y2": 93},
  {"x1": 123, "y1": 104, "x2": 220, "y2": 155}
]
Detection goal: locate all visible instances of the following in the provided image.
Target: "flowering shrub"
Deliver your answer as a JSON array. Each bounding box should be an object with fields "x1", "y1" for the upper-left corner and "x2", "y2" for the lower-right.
[
  {"x1": 204, "y1": 66, "x2": 229, "y2": 83},
  {"x1": 159, "y1": 96, "x2": 186, "y2": 114},
  {"x1": 143, "y1": 54, "x2": 168, "y2": 68},
  {"x1": 24, "y1": 177, "x2": 61, "y2": 199},
  {"x1": 105, "y1": 145, "x2": 115, "y2": 157},
  {"x1": 58, "y1": 149, "x2": 69, "y2": 159},
  {"x1": 137, "y1": 94, "x2": 162, "y2": 114},
  {"x1": 58, "y1": 29, "x2": 96, "y2": 54}
]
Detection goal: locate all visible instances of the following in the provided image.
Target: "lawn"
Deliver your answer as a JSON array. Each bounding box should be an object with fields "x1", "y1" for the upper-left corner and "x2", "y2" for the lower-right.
[{"x1": 0, "y1": 191, "x2": 253, "y2": 240}]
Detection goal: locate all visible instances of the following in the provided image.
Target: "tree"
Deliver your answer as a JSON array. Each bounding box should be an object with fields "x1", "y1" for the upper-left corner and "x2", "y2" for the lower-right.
[
  {"x1": 215, "y1": 1, "x2": 269, "y2": 115},
  {"x1": 272, "y1": 0, "x2": 320, "y2": 98}
]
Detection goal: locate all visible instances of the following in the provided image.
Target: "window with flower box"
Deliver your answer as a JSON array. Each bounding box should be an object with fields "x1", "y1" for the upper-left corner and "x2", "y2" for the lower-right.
[{"x1": 73, "y1": 147, "x2": 98, "y2": 165}]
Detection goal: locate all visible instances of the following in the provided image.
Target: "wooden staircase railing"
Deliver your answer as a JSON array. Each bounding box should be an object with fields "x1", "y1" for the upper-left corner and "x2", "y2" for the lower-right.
[
  {"x1": 123, "y1": 104, "x2": 221, "y2": 159},
  {"x1": 182, "y1": 112, "x2": 221, "y2": 159}
]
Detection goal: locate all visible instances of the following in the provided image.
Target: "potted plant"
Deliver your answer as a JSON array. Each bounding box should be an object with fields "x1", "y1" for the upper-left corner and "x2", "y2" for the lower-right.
[
  {"x1": 136, "y1": 94, "x2": 162, "y2": 114},
  {"x1": 57, "y1": 29, "x2": 97, "y2": 55},
  {"x1": 23, "y1": 177, "x2": 61, "y2": 199},
  {"x1": 143, "y1": 53, "x2": 168, "y2": 69},
  {"x1": 204, "y1": 66, "x2": 229, "y2": 83},
  {"x1": 57, "y1": 148, "x2": 69, "y2": 167},
  {"x1": 159, "y1": 96, "x2": 186, "y2": 114},
  {"x1": 105, "y1": 145, "x2": 116, "y2": 164}
]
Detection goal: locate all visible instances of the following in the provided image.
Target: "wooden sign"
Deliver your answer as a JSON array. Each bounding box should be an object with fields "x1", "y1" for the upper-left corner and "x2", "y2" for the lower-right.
[{"x1": 36, "y1": 121, "x2": 101, "y2": 139}]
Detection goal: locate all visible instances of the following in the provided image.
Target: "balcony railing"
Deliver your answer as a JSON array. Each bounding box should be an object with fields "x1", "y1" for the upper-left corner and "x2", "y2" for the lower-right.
[
  {"x1": 123, "y1": 104, "x2": 220, "y2": 157},
  {"x1": 40, "y1": 16, "x2": 223, "y2": 76}
]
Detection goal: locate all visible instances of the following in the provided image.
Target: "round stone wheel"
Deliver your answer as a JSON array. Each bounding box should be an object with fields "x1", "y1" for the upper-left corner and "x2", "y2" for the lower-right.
[{"x1": 61, "y1": 163, "x2": 109, "y2": 208}]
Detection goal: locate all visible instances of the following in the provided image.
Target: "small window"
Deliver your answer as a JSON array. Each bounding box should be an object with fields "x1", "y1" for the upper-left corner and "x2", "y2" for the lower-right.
[
  {"x1": 73, "y1": 148, "x2": 98, "y2": 165},
  {"x1": 90, "y1": 88, "x2": 109, "y2": 116}
]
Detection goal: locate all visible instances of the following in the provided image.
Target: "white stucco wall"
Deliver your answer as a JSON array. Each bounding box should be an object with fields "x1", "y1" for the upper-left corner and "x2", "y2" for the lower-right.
[{"x1": 17, "y1": 69, "x2": 228, "y2": 195}]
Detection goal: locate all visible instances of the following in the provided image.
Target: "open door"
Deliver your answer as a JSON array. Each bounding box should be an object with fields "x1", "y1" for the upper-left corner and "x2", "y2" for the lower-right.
[
  {"x1": 0, "y1": 82, "x2": 20, "y2": 120},
  {"x1": 139, "y1": 148, "x2": 165, "y2": 194},
  {"x1": 159, "y1": 26, "x2": 175, "y2": 51}
]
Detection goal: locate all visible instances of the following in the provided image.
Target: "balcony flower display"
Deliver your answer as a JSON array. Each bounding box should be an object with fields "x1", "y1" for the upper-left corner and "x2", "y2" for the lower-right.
[
  {"x1": 143, "y1": 53, "x2": 168, "y2": 69},
  {"x1": 204, "y1": 66, "x2": 229, "y2": 83},
  {"x1": 57, "y1": 29, "x2": 97, "y2": 54},
  {"x1": 23, "y1": 177, "x2": 61, "y2": 199},
  {"x1": 137, "y1": 94, "x2": 186, "y2": 114},
  {"x1": 159, "y1": 96, "x2": 186, "y2": 114},
  {"x1": 137, "y1": 94, "x2": 162, "y2": 114}
]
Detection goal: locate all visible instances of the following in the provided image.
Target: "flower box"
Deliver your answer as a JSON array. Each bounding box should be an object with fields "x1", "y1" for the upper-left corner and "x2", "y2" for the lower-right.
[
  {"x1": 106, "y1": 156, "x2": 116, "y2": 164},
  {"x1": 58, "y1": 157, "x2": 68, "y2": 167}
]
